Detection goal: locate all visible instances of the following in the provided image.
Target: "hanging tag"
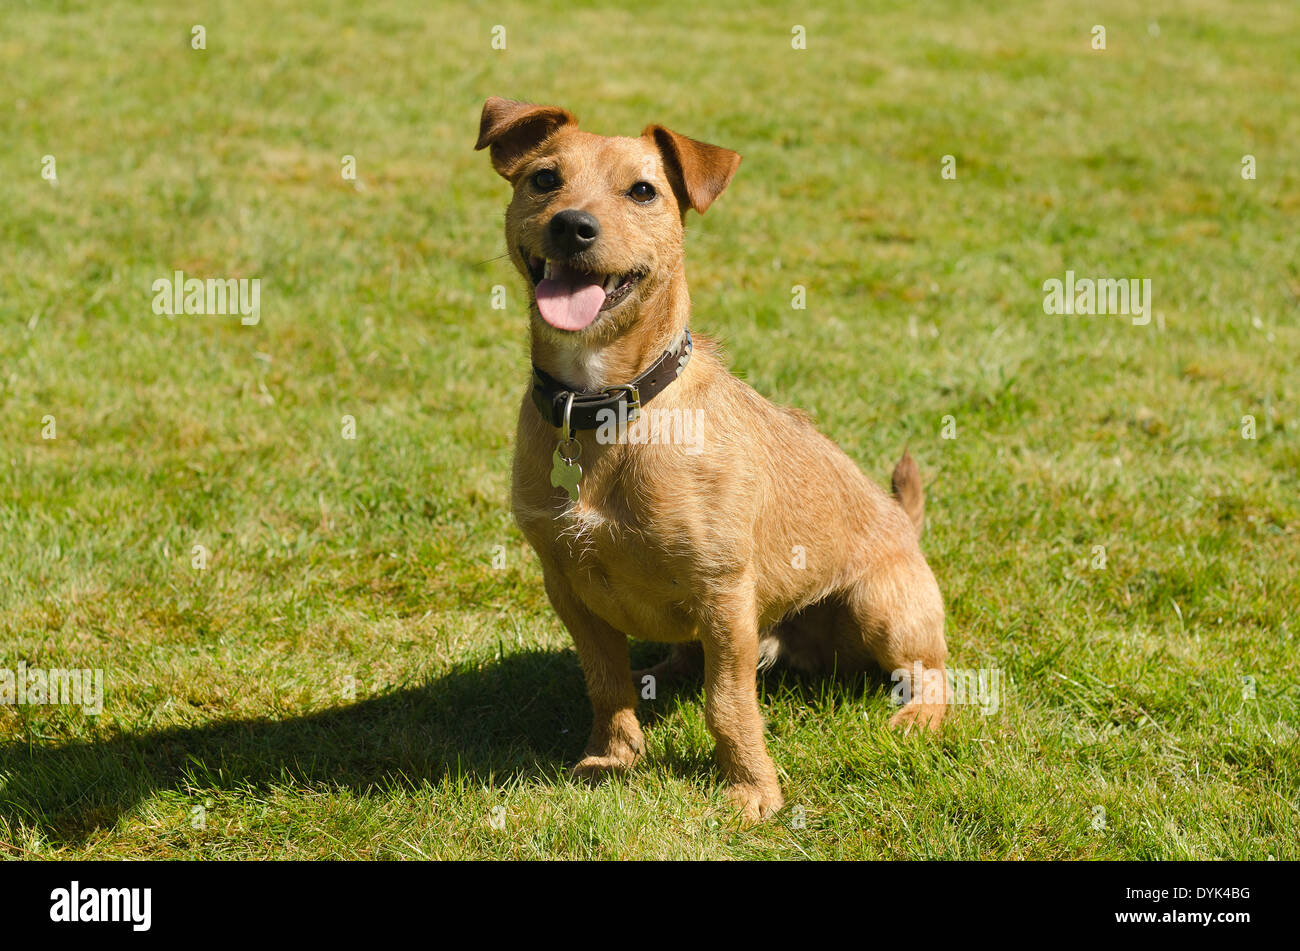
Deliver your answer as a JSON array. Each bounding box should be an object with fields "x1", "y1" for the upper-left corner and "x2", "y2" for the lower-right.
[
  {"x1": 550, "y1": 394, "x2": 582, "y2": 502},
  {"x1": 550, "y1": 441, "x2": 582, "y2": 502}
]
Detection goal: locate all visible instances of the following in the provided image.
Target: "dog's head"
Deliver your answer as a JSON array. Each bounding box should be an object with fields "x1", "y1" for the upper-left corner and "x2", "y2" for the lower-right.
[{"x1": 475, "y1": 97, "x2": 740, "y2": 343}]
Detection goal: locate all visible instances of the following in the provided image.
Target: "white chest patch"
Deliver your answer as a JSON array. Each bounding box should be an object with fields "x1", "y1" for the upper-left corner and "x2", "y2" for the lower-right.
[{"x1": 550, "y1": 346, "x2": 607, "y2": 392}]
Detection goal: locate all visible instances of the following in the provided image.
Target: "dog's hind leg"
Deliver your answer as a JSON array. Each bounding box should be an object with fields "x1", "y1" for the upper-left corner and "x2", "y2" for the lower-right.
[
  {"x1": 843, "y1": 557, "x2": 950, "y2": 732},
  {"x1": 632, "y1": 641, "x2": 703, "y2": 687}
]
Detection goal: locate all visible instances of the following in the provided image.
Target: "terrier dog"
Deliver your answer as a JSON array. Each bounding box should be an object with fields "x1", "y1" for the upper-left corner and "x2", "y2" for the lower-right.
[{"x1": 476, "y1": 97, "x2": 949, "y2": 822}]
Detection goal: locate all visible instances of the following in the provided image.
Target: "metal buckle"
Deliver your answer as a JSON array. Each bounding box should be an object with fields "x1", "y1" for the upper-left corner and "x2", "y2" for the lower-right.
[{"x1": 605, "y1": 383, "x2": 640, "y2": 423}]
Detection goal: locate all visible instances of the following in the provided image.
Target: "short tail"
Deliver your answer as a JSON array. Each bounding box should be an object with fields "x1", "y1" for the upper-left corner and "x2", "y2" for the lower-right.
[{"x1": 890, "y1": 449, "x2": 925, "y2": 538}]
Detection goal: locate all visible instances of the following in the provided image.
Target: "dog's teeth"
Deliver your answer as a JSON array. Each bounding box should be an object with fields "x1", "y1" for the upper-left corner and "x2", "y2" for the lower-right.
[{"x1": 543, "y1": 261, "x2": 553, "y2": 280}]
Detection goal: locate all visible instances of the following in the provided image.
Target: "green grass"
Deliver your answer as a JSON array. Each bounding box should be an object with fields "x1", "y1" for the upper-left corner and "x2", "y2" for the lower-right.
[{"x1": 1, "y1": 0, "x2": 1297, "y2": 859}]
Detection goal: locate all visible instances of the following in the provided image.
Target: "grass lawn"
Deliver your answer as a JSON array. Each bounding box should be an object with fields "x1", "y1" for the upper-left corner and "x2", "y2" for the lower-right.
[{"x1": 1, "y1": 0, "x2": 1297, "y2": 859}]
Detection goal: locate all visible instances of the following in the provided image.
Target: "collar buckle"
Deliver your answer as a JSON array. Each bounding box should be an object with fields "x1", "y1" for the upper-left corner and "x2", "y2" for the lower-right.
[{"x1": 605, "y1": 383, "x2": 641, "y2": 423}]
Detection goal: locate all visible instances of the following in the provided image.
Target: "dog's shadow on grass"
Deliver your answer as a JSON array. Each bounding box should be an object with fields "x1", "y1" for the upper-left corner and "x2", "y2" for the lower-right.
[
  {"x1": 0, "y1": 646, "x2": 712, "y2": 847},
  {"x1": 0, "y1": 645, "x2": 893, "y2": 847},
  {"x1": 0, "y1": 649, "x2": 580, "y2": 846}
]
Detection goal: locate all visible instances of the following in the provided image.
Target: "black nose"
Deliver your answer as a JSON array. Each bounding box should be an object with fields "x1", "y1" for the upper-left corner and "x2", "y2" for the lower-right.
[{"x1": 548, "y1": 209, "x2": 600, "y2": 255}]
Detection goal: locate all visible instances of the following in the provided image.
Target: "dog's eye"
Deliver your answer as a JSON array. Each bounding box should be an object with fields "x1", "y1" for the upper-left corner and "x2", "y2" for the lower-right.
[
  {"x1": 532, "y1": 169, "x2": 561, "y2": 192},
  {"x1": 628, "y1": 181, "x2": 657, "y2": 203}
]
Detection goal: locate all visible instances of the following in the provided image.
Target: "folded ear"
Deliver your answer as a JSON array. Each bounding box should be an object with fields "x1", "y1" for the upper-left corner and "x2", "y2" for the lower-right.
[
  {"x1": 643, "y1": 125, "x2": 741, "y2": 214},
  {"x1": 475, "y1": 97, "x2": 577, "y2": 179}
]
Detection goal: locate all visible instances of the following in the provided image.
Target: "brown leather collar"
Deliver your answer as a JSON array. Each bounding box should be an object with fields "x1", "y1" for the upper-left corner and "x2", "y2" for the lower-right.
[{"x1": 531, "y1": 330, "x2": 692, "y2": 434}]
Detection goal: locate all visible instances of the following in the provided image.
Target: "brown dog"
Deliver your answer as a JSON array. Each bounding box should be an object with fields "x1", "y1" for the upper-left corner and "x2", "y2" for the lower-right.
[{"x1": 476, "y1": 97, "x2": 949, "y2": 822}]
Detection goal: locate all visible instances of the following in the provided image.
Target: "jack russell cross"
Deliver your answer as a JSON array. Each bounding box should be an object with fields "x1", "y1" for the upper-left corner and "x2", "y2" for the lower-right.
[{"x1": 476, "y1": 97, "x2": 950, "y2": 822}]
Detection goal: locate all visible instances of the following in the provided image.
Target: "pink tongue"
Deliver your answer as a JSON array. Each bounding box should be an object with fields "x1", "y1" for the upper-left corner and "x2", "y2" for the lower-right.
[{"x1": 536, "y1": 270, "x2": 607, "y2": 331}]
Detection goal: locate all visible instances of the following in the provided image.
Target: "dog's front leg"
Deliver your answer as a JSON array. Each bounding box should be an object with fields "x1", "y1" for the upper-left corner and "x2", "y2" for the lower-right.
[
  {"x1": 700, "y1": 589, "x2": 784, "y2": 823},
  {"x1": 542, "y1": 572, "x2": 645, "y2": 778}
]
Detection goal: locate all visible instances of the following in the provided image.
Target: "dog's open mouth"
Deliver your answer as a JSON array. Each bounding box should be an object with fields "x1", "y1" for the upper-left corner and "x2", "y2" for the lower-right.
[{"x1": 522, "y1": 249, "x2": 643, "y2": 332}]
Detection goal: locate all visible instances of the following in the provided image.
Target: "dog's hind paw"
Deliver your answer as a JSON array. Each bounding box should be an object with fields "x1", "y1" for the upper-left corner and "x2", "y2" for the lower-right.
[
  {"x1": 888, "y1": 698, "x2": 946, "y2": 733},
  {"x1": 888, "y1": 664, "x2": 949, "y2": 733}
]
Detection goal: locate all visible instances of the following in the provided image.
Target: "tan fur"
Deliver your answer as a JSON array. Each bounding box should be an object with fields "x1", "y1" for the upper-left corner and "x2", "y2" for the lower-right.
[
  {"x1": 891, "y1": 449, "x2": 925, "y2": 537},
  {"x1": 477, "y1": 98, "x2": 950, "y2": 823}
]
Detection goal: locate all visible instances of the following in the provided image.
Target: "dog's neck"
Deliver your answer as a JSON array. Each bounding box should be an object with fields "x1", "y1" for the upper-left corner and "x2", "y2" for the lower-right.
[{"x1": 529, "y1": 268, "x2": 690, "y2": 393}]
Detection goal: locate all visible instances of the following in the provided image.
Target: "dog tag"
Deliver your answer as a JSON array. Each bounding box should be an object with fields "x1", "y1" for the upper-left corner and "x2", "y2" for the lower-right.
[{"x1": 550, "y1": 447, "x2": 582, "y2": 502}]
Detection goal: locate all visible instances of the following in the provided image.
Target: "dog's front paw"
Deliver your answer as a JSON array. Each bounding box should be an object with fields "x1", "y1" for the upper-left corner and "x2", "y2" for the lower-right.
[
  {"x1": 574, "y1": 711, "x2": 644, "y2": 782},
  {"x1": 725, "y1": 782, "x2": 784, "y2": 824},
  {"x1": 572, "y1": 753, "x2": 637, "y2": 782}
]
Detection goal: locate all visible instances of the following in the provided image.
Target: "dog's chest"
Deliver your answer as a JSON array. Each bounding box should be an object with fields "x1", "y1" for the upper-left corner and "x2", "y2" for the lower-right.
[
  {"x1": 513, "y1": 489, "x2": 694, "y2": 641},
  {"x1": 515, "y1": 493, "x2": 641, "y2": 579}
]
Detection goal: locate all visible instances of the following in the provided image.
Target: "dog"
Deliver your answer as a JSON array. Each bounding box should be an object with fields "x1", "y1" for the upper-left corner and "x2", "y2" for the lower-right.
[{"x1": 476, "y1": 97, "x2": 950, "y2": 822}]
